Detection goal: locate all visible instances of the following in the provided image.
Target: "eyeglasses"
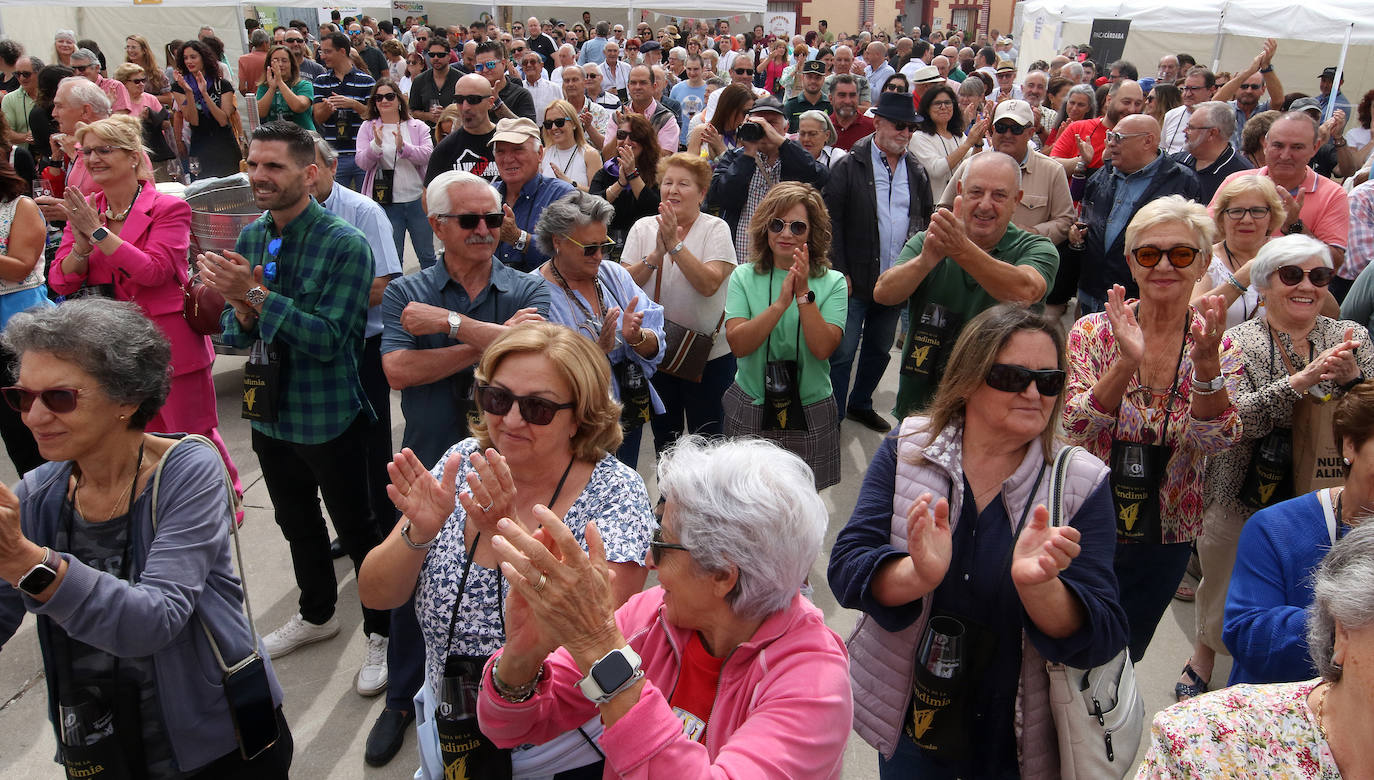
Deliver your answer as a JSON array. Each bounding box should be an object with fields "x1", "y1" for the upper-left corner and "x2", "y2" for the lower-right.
[
  {"x1": 648, "y1": 526, "x2": 690, "y2": 565},
  {"x1": 542, "y1": 116, "x2": 571, "y2": 129},
  {"x1": 1105, "y1": 130, "x2": 1150, "y2": 144},
  {"x1": 733, "y1": 67, "x2": 754, "y2": 75},
  {"x1": 1222, "y1": 206, "x2": 1271, "y2": 220},
  {"x1": 985, "y1": 364, "x2": 1066, "y2": 396},
  {"x1": 125, "y1": 77, "x2": 147, "y2": 85},
  {"x1": 1131, "y1": 244, "x2": 1200, "y2": 268},
  {"x1": 1184, "y1": 124, "x2": 1213, "y2": 134},
  {"x1": 78, "y1": 145, "x2": 123, "y2": 158},
  {"x1": 993, "y1": 122, "x2": 1029, "y2": 135},
  {"x1": 475, "y1": 60, "x2": 500, "y2": 71},
  {"x1": 768, "y1": 218, "x2": 808, "y2": 235},
  {"x1": 438, "y1": 212, "x2": 504, "y2": 230},
  {"x1": 474, "y1": 384, "x2": 573, "y2": 425},
  {"x1": 884, "y1": 83, "x2": 906, "y2": 92},
  {"x1": 1180, "y1": 85, "x2": 1208, "y2": 93},
  {"x1": 1275, "y1": 265, "x2": 1335, "y2": 287},
  {"x1": 615, "y1": 128, "x2": 630, "y2": 140},
  {"x1": 929, "y1": 100, "x2": 954, "y2": 108},
  {"x1": 2, "y1": 386, "x2": 81, "y2": 414},
  {"x1": 454, "y1": 94, "x2": 489, "y2": 105},
  {"x1": 374, "y1": 92, "x2": 398, "y2": 102},
  {"x1": 77, "y1": 64, "x2": 99, "y2": 72},
  {"x1": 1239, "y1": 83, "x2": 1264, "y2": 90},
  {"x1": 562, "y1": 235, "x2": 616, "y2": 256}
]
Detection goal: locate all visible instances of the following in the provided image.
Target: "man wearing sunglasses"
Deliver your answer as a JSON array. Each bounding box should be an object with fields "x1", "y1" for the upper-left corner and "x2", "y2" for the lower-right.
[
  {"x1": 408, "y1": 40, "x2": 461, "y2": 125},
  {"x1": 71, "y1": 48, "x2": 132, "y2": 116},
  {"x1": 474, "y1": 41, "x2": 535, "y2": 124},
  {"x1": 825, "y1": 91, "x2": 934, "y2": 432},
  {"x1": 1212, "y1": 38, "x2": 1283, "y2": 152},
  {"x1": 875, "y1": 152, "x2": 1061, "y2": 417},
  {"x1": 1, "y1": 55, "x2": 40, "y2": 146},
  {"x1": 939, "y1": 101, "x2": 1075, "y2": 246},
  {"x1": 284, "y1": 32, "x2": 324, "y2": 79},
  {"x1": 556, "y1": 65, "x2": 609, "y2": 151},
  {"x1": 424, "y1": 73, "x2": 500, "y2": 184},
  {"x1": 1071, "y1": 114, "x2": 1201, "y2": 313}
]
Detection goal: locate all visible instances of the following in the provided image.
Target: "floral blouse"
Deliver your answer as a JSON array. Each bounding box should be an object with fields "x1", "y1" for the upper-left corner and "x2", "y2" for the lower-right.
[
  {"x1": 414, "y1": 438, "x2": 655, "y2": 692},
  {"x1": 1137, "y1": 680, "x2": 1340, "y2": 779},
  {"x1": 1206, "y1": 314, "x2": 1374, "y2": 517},
  {"x1": 1063, "y1": 306, "x2": 1244, "y2": 544}
]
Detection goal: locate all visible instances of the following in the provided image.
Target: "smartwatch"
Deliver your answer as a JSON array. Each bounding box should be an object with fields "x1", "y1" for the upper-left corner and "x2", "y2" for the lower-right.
[
  {"x1": 18, "y1": 547, "x2": 60, "y2": 596},
  {"x1": 447, "y1": 310, "x2": 462, "y2": 340},
  {"x1": 797, "y1": 289, "x2": 816, "y2": 304},
  {"x1": 90, "y1": 226, "x2": 110, "y2": 243},
  {"x1": 245, "y1": 285, "x2": 269, "y2": 307},
  {"x1": 577, "y1": 646, "x2": 644, "y2": 704}
]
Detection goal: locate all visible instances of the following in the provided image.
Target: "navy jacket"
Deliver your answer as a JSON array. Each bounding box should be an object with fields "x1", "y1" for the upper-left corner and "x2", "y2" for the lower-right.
[{"x1": 705, "y1": 139, "x2": 829, "y2": 235}]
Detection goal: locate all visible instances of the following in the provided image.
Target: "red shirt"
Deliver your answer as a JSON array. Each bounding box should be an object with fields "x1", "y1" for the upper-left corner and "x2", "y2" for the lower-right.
[
  {"x1": 1050, "y1": 117, "x2": 1109, "y2": 168},
  {"x1": 831, "y1": 113, "x2": 874, "y2": 151},
  {"x1": 669, "y1": 632, "x2": 726, "y2": 743}
]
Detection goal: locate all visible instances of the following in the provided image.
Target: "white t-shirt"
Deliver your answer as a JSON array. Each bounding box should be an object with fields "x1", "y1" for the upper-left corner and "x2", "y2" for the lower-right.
[{"x1": 621, "y1": 211, "x2": 740, "y2": 361}]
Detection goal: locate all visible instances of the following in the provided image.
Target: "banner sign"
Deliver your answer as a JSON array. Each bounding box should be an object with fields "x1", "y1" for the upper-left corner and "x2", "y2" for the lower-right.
[
  {"x1": 766, "y1": 12, "x2": 795, "y2": 38},
  {"x1": 1088, "y1": 18, "x2": 1131, "y2": 68}
]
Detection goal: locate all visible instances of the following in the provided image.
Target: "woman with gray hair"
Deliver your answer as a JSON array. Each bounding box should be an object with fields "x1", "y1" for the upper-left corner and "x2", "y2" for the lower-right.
[
  {"x1": 478, "y1": 435, "x2": 853, "y2": 778},
  {"x1": 533, "y1": 190, "x2": 665, "y2": 468},
  {"x1": 53, "y1": 29, "x2": 76, "y2": 68},
  {"x1": 795, "y1": 109, "x2": 847, "y2": 168},
  {"x1": 1180, "y1": 234, "x2": 1373, "y2": 698},
  {"x1": 0, "y1": 298, "x2": 293, "y2": 777},
  {"x1": 1046, "y1": 83, "x2": 1096, "y2": 149},
  {"x1": 1139, "y1": 522, "x2": 1374, "y2": 776}
]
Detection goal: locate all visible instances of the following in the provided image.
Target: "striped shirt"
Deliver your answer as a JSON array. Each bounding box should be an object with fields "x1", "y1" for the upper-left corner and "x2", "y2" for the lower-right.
[{"x1": 313, "y1": 67, "x2": 375, "y2": 151}]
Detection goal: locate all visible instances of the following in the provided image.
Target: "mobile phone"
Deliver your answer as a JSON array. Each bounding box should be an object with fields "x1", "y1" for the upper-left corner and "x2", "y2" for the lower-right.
[{"x1": 222, "y1": 654, "x2": 279, "y2": 761}]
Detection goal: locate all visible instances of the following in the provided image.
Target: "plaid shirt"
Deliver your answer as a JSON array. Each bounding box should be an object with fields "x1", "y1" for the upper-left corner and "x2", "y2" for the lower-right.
[
  {"x1": 1345, "y1": 181, "x2": 1374, "y2": 281},
  {"x1": 220, "y1": 199, "x2": 375, "y2": 444},
  {"x1": 734, "y1": 153, "x2": 782, "y2": 262}
]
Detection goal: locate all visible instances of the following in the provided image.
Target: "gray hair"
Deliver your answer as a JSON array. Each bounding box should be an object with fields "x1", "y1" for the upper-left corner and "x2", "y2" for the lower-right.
[
  {"x1": 1193, "y1": 100, "x2": 1235, "y2": 139},
  {"x1": 1306, "y1": 522, "x2": 1374, "y2": 681},
  {"x1": 958, "y1": 76, "x2": 985, "y2": 99},
  {"x1": 2, "y1": 299, "x2": 170, "y2": 428},
  {"x1": 1250, "y1": 234, "x2": 1333, "y2": 291},
  {"x1": 58, "y1": 77, "x2": 111, "y2": 118},
  {"x1": 425, "y1": 170, "x2": 499, "y2": 216},
  {"x1": 595, "y1": 21, "x2": 610, "y2": 37},
  {"x1": 833, "y1": 44, "x2": 852, "y2": 58},
  {"x1": 70, "y1": 48, "x2": 100, "y2": 66},
  {"x1": 532, "y1": 191, "x2": 614, "y2": 257},
  {"x1": 798, "y1": 109, "x2": 837, "y2": 145},
  {"x1": 54, "y1": 29, "x2": 75, "y2": 43},
  {"x1": 657, "y1": 435, "x2": 826, "y2": 620},
  {"x1": 250, "y1": 29, "x2": 270, "y2": 48},
  {"x1": 669, "y1": 46, "x2": 687, "y2": 62},
  {"x1": 307, "y1": 131, "x2": 337, "y2": 167},
  {"x1": 558, "y1": 43, "x2": 576, "y2": 58},
  {"x1": 1060, "y1": 61, "x2": 1084, "y2": 82}
]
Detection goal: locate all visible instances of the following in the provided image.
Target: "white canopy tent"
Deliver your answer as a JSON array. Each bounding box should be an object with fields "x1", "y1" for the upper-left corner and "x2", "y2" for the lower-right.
[{"x1": 1012, "y1": 0, "x2": 1373, "y2": 124}]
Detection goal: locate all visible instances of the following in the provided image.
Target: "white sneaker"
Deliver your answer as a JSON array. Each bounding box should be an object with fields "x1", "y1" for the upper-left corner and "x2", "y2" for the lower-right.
[
  {"x1": 356, "y1": 633, "x2": 389, "y2": 697},
  {"x1": 261, "y1": 613, "x2": 340, "y2": 659}
]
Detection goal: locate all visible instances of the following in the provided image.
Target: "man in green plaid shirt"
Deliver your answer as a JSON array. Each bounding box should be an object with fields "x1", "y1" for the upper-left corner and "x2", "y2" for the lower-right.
[{"x1": 199, "y1": 120, "x2": 389, "y2": 678}]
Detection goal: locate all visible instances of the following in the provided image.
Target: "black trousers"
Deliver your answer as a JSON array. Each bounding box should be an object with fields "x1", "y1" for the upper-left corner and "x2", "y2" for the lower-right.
[
  {"x1": 252, "y1": 412, "x2": 389, "y2": 636},
  {"x1": 361, "y1": 334, "x2": 397, "y2": 538}
]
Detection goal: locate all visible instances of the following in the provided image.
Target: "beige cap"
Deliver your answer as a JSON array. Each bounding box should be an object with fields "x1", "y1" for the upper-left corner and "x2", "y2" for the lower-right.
[
  {"x1": 993, "y1": 99, "x2": 1035, "y2": 127},
  {"x1": 489, "y1": 117, "x2": 541, "y2": 147}
]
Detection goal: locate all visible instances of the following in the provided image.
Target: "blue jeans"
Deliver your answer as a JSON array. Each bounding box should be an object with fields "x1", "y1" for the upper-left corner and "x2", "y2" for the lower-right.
[
  {"x1": 617, "y1": 422, "x2": 644, "y2": 469},
  {"x1": 1115, "y1": 540, "x2": 1194, "y2": 663},
  {"x1": 1076, "y1": 288, "x2": 1107, "y2": 318},
  {"x1": 830, "y1": 295, "x2": 902, "y2": 412},
  {"x1": 335, "y1": 152, "x2": 366, "y2": 191},
  {"x1": 382, "y1": 199, "x2": 436, "y2": 269},
  {"x1": 649, "y1": 353, "x2": 736, "y2": 456}
]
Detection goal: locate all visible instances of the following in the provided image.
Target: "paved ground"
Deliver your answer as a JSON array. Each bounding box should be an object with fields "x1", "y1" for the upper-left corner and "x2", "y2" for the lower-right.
[{"x1": 0, "y1": 244, "x2": 1228, "y2": 777}]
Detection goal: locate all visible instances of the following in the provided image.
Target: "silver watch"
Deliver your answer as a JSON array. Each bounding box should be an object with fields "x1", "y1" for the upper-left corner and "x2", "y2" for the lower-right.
[
  {"x1": 1191, "y1": 373, "x2": 1226, "y2": 393},
  {"x1": 245, "y1": 285, "x2": 268, "y2": 307},
  {"x1": 400, "y1": 520, "x2": 434, "y2": 550},
  {"x1": 447, "y1": 310, "x2": 461, "y2": 340},
  {"x1": 668, "y1": 241, "x2": 684, "y2": 255}
]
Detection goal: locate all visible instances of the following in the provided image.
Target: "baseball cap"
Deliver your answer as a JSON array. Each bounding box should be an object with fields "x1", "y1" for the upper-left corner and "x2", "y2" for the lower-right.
[
  {"x1": 748, "y1": 96, "x2": 785, "y2": 115},
  {"x1": 490, "y1": 117, "x2": 542, "y2": 146},
  {"x1": 1290, "y1": 96, "x2": 1322, "y2": 116},
  {"x1": 993, "y1": 99, "x2": 1034, "y2": 127}
]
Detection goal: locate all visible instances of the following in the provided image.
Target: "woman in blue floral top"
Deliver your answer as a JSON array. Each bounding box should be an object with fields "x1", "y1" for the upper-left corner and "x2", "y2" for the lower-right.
[{"x1": 359, "y1": 323, "x2": 655, "y2": 780}]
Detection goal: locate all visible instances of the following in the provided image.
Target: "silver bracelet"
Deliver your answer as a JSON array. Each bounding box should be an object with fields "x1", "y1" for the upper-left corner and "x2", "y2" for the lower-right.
[{"x1": 491, "y1": 658, "x2": 543, "y2": 703}]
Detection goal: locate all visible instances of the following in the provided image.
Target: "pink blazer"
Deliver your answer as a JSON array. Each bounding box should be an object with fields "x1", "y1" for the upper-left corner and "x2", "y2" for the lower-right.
[
  {"x1": 50, "y1": 184, "x2": 213, "y2": 377},
  {"x1": 354, "y1": 117, "x2": 434, "y2": 200}
]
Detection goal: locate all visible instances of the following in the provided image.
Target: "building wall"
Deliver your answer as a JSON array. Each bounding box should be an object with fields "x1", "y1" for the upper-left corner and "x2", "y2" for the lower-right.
[
  {"x1": 797, "y1": 0, "x2": 900, "y2": 38},
  {"x1": 924, "y1": 0, "x2": 1016, "y2": 38}
]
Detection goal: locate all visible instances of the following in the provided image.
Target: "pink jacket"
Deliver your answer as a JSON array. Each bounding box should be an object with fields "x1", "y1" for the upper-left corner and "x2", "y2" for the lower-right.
[
  {"x1": 354, "y1": 117, "x2": 433, "y2": 199},
  {"x1": 480, "y1": 588, "x2": 853, "y2": 779}
]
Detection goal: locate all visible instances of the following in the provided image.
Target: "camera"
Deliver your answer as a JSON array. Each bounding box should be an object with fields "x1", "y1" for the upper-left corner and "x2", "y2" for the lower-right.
[{"x1": 736, "y1": 121, "x2": 765, "y2": 142}]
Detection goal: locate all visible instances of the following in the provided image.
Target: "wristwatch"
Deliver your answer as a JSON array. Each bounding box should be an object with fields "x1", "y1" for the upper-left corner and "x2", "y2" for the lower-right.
[
  {"x1": 1284, "y1": 219, "x2": 1305, "y2": 235},
  {"x1": 17, "y1": 547, "x2": 60, "y2": 596},
  {"x1": 513, "y1": 230, "x2": 528, "y2": 251},
  {"x1": 400, "y1": 520, "x2": 434, "y2": 550},
  {"x1": 245, "y1": 285, "x2": 269, "y2": 307},
  {"x1": 797, "y1": 289, "x2": 816, "y2": 304},
  {"x1": 90, "y1": 226, "x2": 110, "y2": 243},
  {"x1": 669, "y1": 241, "x2": 684, "y2": 255},
  {"x1": 1191, "y1": 373, "x2": 1226, "y2": 393},
  {"x1": 447, "y1": 310, "x2": 462, "y2": 340},
  {"x1": 578, "y1": 646, "x2": 644, "y2": 704}
]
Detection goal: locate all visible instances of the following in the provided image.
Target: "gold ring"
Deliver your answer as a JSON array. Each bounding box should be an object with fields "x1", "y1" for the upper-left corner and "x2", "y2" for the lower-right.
[{"x1": 533, "y1": 572, "x2": 548, "y2": 593}]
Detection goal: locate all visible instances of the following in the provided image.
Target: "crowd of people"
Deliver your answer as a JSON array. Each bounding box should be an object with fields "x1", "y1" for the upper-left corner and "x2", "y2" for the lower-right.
[{"x1": 0, "y1": 9, "x2": 1369, "y2": 779}]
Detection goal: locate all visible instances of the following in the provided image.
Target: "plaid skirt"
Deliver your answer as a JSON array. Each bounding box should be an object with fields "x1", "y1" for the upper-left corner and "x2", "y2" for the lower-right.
[{"x1": 721, "y1": 382, "x2": 840, "y2": 490}]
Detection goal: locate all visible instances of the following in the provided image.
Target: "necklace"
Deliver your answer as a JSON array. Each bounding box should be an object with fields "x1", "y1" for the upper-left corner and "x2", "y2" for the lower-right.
[
  {"x1": 1314, "y1": 681, "x2": 1331, "y2": 743},
  {"x1": 104, "y1": 182, "x2": 143, "y2": 222},
  {"x1": 74, "y1": 443, "x2": 145, "y2": 523}
]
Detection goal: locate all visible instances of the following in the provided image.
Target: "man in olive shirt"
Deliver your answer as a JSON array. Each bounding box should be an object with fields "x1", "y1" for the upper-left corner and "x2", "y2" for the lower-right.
[
  {"x1": 784, "y1": 60, "x2": 831, "y2": 132},
  {"x1": 875, "y1": 152, "x2": 1060, "y2": 417}
]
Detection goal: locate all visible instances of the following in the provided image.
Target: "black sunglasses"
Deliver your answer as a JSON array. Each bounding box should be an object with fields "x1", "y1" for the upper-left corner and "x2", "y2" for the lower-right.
[
  {"x1": 439, "y1": 212, "x2": 504, "y2": 230},
  {"x1": 985, "y1": 364, "x2": 1066, "y2": 396},
  {"x1": 374, "y1": 92, "x2": 398, "y2": 101},
  {"x1": 1132, "y1": 244, "x2": 1200, "y2": 269},
  {"x1": 2, "y1": 386, "x2": 81, "y2": 414},
  {"x1": 543, "y1": 116, "x2": 571, "y2": 129},
  {"x1": 454, "y1": 94, "x2": 488, "y2": 105},
  {"x1": 768, "y1": 218, "x2": 808, "y2": 236},
  {"x1": 615, "y1": 128, "x2": 630, "y2": 140},
  {"x1": 734, "y1": 67, "x2": 754, "y2": 75},
  {"x1": 1275, "y1": 265, "x2": 1335, "y2": 287},
  {"x1": 474, "y1": 384, "x2": 574, "y2": 425},
  {"x1": 993, "y1": 122, "x2": 1029, "y2": 135},
  {"x1": 286, "y1": 37, "x2": 305, "y2": 43},
  {"x1": 649, "y1": 526, "x2": 689, "y2": 565}
]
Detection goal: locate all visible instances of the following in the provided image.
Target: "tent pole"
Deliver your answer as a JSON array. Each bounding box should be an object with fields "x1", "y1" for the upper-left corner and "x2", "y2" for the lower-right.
[
  {"x1": 1327, "y1": 22, "x2": 1354, "y2": 122},
  {"x1": 1209, "y1": 2, "x2": 1226, "y2": 72}
]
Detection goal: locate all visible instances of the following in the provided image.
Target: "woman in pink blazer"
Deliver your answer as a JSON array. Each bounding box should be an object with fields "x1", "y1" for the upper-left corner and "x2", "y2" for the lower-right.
[
  {"x1": 49, "y1": 115, "x2": 242, "y2": 509},
  {"x1": 355, "y1": 78, "x2": 436, "y2": 268}
]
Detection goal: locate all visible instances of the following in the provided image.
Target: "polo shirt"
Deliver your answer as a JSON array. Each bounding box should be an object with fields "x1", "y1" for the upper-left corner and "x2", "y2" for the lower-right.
[
  {"x1": 891, "y1": 222, "x2": 1059, "y2": 417},
  {"x1": 321, "y1": 182, "x2": 404, "y2": 337},
  {"x1": 494, "y1": 174, "x2": 574, "y2": 271},
  {"x1": 494, "y1": 80, "x2": 535, "y2": 123},
  {"x1": 407, "y1": 65, "x2": 461, "y2": 116},
  {"x1": 1, "y1": 89, "x2": 33, "y2": 135},
  {"x1": 380, "y1": 258, "x2": 551, "y2": 465},
  {"x1": 1170, "y1": 144, "x2": 1253, "y2": 203},
  {"x1": 220, "y1": 199, "x2": 375, "y2": 444},
  {"x1": 1211, "y1": 166, "x2": 1350, "y2": 255},
  {"x1": 831, "y1": 113, "x2": 875, "y2": 151},
  {"x1": 784, "y1": 94, "x2": 831, "y2": 132},
  {"x1": 313, "y1": 67, "x2": 376, "y2": 151}
]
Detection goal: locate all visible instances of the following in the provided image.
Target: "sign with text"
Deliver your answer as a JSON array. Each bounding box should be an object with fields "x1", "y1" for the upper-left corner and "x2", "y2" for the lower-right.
[
  {"x1": 766, "y1": 12, "x2": 796, "y2": 38},
  {"x1": 1088, "y1": 19, "x2": 1131, "y2": 69}
]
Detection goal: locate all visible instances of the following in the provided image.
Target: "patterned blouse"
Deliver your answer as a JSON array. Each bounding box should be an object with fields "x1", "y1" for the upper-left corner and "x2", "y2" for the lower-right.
[
  {"x1": 1206, "y1": 314, "x2": 1374, "y2": 517},
  {"x1": 414, "y1": 438, "x2": 655, "y2": 692},
  {"x1": 1137, "y1": 680, "x2": 1340, "y2": 779},
  {"x1": 1064, "y1": 306, "x2": 1244, "y2": 544}
]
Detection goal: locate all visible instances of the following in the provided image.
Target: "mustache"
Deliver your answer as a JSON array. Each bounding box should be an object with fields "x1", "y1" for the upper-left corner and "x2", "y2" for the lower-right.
[{"x1": 465, "y1": 235, "x2": 495, "y2": 245}]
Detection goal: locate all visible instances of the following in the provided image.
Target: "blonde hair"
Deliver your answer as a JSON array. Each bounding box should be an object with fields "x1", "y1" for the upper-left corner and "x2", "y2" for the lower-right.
[
  {"x1": 656, "y1": 152, "x2": 711, "y2": 192},
  {"x1": 434, "y1": 103, "x2": 462, "y2": 144},
  {"x1": 74, "y1": 115, "x2": 152, "y2": 182},
  {"x1": 112, "y1": 63, "x2": 144, "y2": 83},
  {"x1": 541, "y1": 98, "x2": 587, "y2": 148},
  {"x1": 471, "y1": 323, "x2": 623, "y2": 461},
  {"x1": 1212, "y1": 174, "x2": 1285, "y2": 237},
  {"x1": 746, "y1": 181, "x2": 832, "y2": 276},
  {"x1": 1124, "y1": 194, "x2": 1215, "y2": 268}
]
